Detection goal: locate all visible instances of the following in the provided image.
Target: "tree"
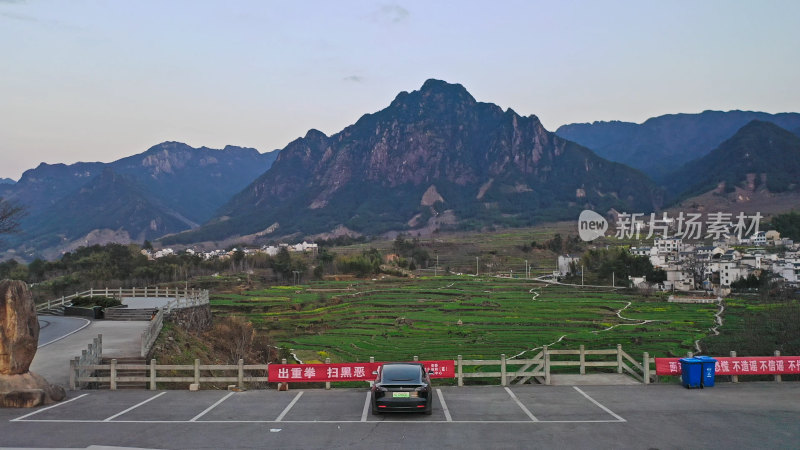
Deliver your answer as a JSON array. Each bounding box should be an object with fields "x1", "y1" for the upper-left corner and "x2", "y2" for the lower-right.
[{"x1": 0, "y1": 198, "x2": 24, "y2": 236}]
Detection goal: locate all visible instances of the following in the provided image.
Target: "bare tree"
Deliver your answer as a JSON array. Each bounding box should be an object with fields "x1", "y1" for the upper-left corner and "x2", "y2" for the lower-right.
[{"x1": 0, "y1": 198, "x2": 24, "y2": 236}]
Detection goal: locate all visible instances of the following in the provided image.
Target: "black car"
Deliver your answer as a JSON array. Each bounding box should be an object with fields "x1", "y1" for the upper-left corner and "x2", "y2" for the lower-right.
[{"x1": 371, "y1": 362, "x2": 434, "y2": 415}]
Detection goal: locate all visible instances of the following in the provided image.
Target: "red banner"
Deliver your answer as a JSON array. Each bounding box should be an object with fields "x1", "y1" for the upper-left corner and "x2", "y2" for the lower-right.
[
  {"x1": 655, "y1": 357, "x2": 800, "y2": 376},
  {"x1": 268, "y1": 360, "x2": 455, "y2": 382}
]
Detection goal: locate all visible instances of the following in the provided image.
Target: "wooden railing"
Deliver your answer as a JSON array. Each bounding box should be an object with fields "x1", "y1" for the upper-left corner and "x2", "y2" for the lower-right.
[
  {"x1": 645, "y1": 349, "x2": 789, "y2": 383},
  {"x1": 38, "y1": 287, "x2": 209, "y2": 312},
  {"x1": 71, "y1": 358, "x2": 269, "y2": 390},
  {"x1": 140, "y1": 309, "x2": 165, "y2": 357},
  {"x1": 456, "y1": 344, "x2": 650, "y2": 386},
  {"x1": 69, "y1": 335, "x2": 103, "y2": 390}
]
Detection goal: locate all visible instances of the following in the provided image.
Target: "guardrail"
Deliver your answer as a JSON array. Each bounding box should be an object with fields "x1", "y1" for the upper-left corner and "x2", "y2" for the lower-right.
[
  {"x1": 38, "y1": 287, "x2": 209, "y2": 312},
  {"x1": 70, "y1": 345, "x2": 652, "y2": 390},
  {"x1": 456, "y1": 344, "x2": 649, "y2": 386},
  {"x1": 69, "y1": 335, "x2": 103, "y2": 390},
  {"x1": 76, "y1": 344, "x2": 797, "y2": 390},
  {"x1": 647, "y1": 350, "x2": 792, "y2": 383},
  {"x1": 71, "y1": 358, "x2": 269, "y2": 390},
  {"x1": 140, "y1": 308, "x2": 165, "y2": 358}
]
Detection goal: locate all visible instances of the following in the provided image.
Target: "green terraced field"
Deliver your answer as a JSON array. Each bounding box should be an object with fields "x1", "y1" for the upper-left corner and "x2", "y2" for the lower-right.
[{"x1": 210, "y1": 276, "x2": 718, "y2": 363}]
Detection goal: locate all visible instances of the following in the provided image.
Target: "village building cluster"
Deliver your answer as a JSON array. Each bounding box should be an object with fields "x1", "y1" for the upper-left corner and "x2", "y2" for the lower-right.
[
  {"x1": 560, "y1": 231, "x2": 799, "y2": 295},
  {"x1": 143, "y1": 241, "x2": 318, "y2": 261}
]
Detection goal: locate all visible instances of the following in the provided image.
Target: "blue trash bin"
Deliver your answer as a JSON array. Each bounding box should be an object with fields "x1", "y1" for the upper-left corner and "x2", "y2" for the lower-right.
[
  {"x1": 695, "y1": 356, "x2": 717, "y2": 387},
  {"x1": 679, "y1": 358, "x2": 702, "y2": 388}
]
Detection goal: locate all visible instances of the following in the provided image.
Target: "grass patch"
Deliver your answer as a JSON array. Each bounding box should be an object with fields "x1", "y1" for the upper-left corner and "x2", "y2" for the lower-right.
[{"x1": 210, "y1": 276, "x2": 717, "y2": 362}]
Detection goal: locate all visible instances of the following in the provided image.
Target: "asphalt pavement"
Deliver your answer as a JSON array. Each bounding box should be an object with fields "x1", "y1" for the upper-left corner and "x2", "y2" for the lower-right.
[
  {"x1": 1, "y1": 383, "x2": 798, "y2": 449},
  {"x1": 31, "y1": 318, "x2": 150, "y2": 388},
  {"x1": 38, "y1": 316, "x2": 91, "y2": 348}
]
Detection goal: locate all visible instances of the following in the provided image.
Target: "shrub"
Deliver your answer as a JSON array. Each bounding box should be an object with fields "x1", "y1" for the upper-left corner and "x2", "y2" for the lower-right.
[{"x1": 70, "y1": 295, "x2": 121, "y2": 308}]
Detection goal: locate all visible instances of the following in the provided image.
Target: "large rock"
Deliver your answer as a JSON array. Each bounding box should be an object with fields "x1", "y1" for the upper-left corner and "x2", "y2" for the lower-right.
[
  {"x1": 0, "y1": 279, "x2": 65, "y2": 407},
  {"x1": 0, "y1": 372, "x2": 66, "y2": 407},
  {"x1": 0, "y1": 279, "x2": 39, "y2": 375}
]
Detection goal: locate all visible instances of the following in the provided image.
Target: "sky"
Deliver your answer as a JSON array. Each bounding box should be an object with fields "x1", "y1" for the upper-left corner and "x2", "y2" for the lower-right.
[{"x1": 1, "y1": 0, "x2": 799, "y2": 180}]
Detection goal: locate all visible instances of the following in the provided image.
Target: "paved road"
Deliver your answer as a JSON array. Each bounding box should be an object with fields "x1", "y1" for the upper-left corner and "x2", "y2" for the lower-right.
[
  {"x1": 1, "y1": 383, "x2": 798, "y2": 449},
  {"x1": 31, "y1": 319, "x2": 150, "y2": 388},
  {"x1": 38, "y1": 316, "x2": 91, "y2": 348}
]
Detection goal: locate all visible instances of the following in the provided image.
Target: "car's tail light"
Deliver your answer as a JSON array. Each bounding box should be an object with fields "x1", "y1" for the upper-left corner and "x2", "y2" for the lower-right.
[{"x1": 374, "y1": 385, "x2": 388, "y2": 398}]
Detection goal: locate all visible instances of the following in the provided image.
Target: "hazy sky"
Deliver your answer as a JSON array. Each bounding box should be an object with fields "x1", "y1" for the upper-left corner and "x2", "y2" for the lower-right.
[{"x1": 1, "y1": 0, "x2": 799, "y2": 180}]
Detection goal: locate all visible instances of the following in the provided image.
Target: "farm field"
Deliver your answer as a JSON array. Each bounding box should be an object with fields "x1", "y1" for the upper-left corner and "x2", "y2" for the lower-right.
[
  {"x1": 209, "y1": 276, "x2": 719, "y2": 363},
  {"x1": 329, "y1": 222, "x2": 577, "y2": 275}
]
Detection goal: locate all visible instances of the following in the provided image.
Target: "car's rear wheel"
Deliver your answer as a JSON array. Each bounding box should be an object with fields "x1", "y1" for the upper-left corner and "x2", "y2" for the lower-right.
[
  {"x1": 424, "y1": 399, "x2": 433, "y2": 415},
  {"x1": 371, "y1": 401, "x2": 381, "y2": 415}
]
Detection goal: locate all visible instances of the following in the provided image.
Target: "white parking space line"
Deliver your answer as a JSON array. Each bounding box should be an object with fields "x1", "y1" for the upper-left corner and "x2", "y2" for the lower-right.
[
  {"x1": 436, "y1": 389, "x2": 452, "y2": 422},
  {"x1": 573, "y1": 387, "x2": 626, "y2": 422},
  {"x1": 103, "y1": 392, "x2": 166, "y2": 422},
  {"x1": 504, "y1": 387, "x2": 538, "y2": 422},
  {"x1": 360, "y1": 391, "x2": 371, "y2": 422},
  {"x1": 275, "y1": 391, "x2": 303, "y2": 422},
  {"x1": 11, "y1": 418, "x2": 624, "y2": 424},
  {"x1": 190, "y1": 392, "x2": 236, "y2": 422},
  {"x1": 10, "y1": 393, "x2": 89, "y2": 422}
]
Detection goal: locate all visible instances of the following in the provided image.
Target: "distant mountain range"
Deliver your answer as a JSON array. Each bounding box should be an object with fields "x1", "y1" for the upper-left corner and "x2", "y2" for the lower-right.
[
  {"x1": 658, "y1": 121, "x2": 800, "y2": 218},
  {"x1": 665, "y1": 121, "x2": 800, "y2": 198},
  {"x1": 1, "y1": 142, "x2": 278, "y2": 259},
  {"x1": 3, "y1": 79, "x2": 800, "y2": 260},
  {"x1": 165, "y1": 79, "x2": 662, "y2": 244},
  {"x1": 556, "y1": 111, "x2": 800, "y2": 182},
  {"x1": 0, "y1": 178, "x2": 14, "y2": 185}
]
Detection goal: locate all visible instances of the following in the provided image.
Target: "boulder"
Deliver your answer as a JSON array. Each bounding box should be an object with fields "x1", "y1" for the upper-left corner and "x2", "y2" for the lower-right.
[
  {"x1": 0, "y1": 279, "x2": 66, "y2": 407},
  {"x1": 0, "y1": 280, "x2": 39, "y2": 375},
  {"x1": 0, "y1": 372, "x2": 66, "y2": 407}
]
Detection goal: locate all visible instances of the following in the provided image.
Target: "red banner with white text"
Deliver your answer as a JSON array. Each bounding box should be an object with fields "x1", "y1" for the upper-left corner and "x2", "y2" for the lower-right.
[
  {"x1": 268, "y1": 360, "x2": 455, "y2": 382},
  {"x1": 655, "y1": 356, "x2": 800, "y2": 376}
]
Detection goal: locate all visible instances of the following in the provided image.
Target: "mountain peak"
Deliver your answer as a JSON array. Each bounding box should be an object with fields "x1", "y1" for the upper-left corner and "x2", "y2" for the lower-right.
[
  {"x1": 388, "y1": 79, "x2": 477, "y2": 114},
  {"x1": 304, "y1": 128, "x2": 328, "y2": 140},
  {"x1": 419, "y1": 78, "x2": 475, "y2": 101},
  {"x1": 144, "y1": 141, "x2": 193, "y2": 154},
  {"x1": 420, "y1": 78, "x2": 467, "y2": 93}
]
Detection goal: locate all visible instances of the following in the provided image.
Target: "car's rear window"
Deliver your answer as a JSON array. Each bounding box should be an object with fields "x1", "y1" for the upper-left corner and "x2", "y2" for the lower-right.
[{"x1": 381, "y1": 365, "x2": 422, "y2": 382}]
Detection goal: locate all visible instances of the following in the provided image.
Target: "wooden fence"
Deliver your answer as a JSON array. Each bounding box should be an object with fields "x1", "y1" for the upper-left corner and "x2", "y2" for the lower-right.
[
  {"x1": 646, "y1": 350, "x2": 789, "y2": 383},
  {"x1": 71, "y1": 344, "x2": 652, "y2": 390},
  {"x1": 38, "y1": 287, "x2": 209, "y2": 312},
  {"x1": 71, "y1": 357, "x2": 269, "y2": 390},
  {"x1": 140, "y1": 309, "x2": 165, "y2": 357},
  {"x1": 456, "y1": 344, "x2": 650, "y2": 386},
  {"x1": 69, "y1": 335, "x2": 103, "y2": 390}
]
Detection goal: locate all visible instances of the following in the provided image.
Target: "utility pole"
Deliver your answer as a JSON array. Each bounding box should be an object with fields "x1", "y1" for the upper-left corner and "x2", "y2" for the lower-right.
[
  {"x1": 612, "y1": 271, "x2": 615, "y2": 287},
  {"x1": 525, "y1": 260, "x2": 528, "y2": 279},
  {"x1": 581, "y1": 265, "x2": 584, "y2": 286},
  {"x1": 435, "y1": 251, "x2": 439, "y2": 277},
  {"x1": 476, "y1": 257, "x2": 479, "y2": 276}
]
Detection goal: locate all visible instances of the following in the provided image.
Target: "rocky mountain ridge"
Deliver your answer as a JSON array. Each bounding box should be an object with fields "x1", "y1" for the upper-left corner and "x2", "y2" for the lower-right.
[
  {"x1": 167, "y1": 79, "x2": 663, "y2": 244},
  {"x1": 556, "y1": 110, "x2": 800, "y2": 182},
  {"x1": 1, "y1": 142, "x2": 278, "y2": 259}
]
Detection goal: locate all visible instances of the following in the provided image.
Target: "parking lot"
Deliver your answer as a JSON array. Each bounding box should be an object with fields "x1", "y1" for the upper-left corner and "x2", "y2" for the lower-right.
[
  {"x1": 2, "y1": 383, "x2": 799, "y2": 449},
  {"x1": 8, "y1": 385, "x2": 624, "y2": 424}
]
